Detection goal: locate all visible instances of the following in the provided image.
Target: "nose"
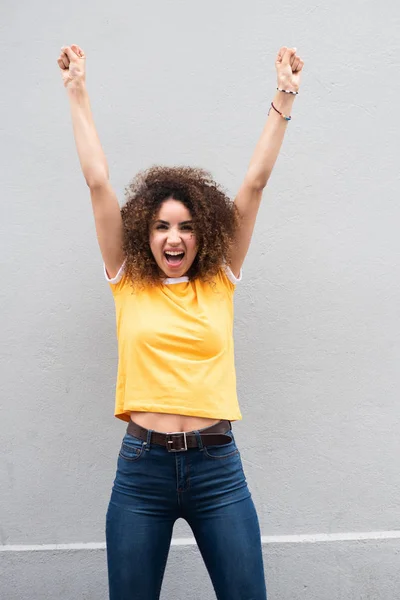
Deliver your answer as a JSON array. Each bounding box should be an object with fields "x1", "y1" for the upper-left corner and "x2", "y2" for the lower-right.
[{"x1": 167, "y1": 228, "x2": 181, "y2": 245}]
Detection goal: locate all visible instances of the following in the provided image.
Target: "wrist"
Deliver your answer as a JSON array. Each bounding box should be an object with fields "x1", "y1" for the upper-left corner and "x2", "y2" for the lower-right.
[
  {"x1": 272, "y1": 90, "x2": 296, "y2": 110},
  {"x1": 66, "y1": 79, "x2": 87, "y2": 97},
  {"x1": 277, "y1": 81, "x2": 299, "y2": 94}
]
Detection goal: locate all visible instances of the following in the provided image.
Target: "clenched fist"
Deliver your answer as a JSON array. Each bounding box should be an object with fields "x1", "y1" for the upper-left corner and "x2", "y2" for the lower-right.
[
  {"x1": 57, "y1": 44, "x2": 86, "y2": 88},
  {"x1": 275, "y1": 47, "x2": 304, "y2": 93}
]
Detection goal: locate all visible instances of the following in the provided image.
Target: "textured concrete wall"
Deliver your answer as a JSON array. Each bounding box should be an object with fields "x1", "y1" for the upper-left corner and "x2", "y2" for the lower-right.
[{"x1": 1, "y1": 0, "x2": 400, "y2": 598}]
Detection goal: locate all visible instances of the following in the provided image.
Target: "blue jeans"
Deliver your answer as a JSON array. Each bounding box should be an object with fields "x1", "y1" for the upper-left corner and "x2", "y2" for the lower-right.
[{"x1": 106, "y1": 424, "x2": 267, "y2": 600}]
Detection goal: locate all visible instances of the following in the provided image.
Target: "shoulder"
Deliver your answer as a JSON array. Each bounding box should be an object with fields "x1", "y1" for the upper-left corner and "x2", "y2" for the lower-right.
[
  {"x1": 212, "y1": 263, "x2": 242, "y2": 292},
  {"x1": 195, "y1": 264, "x2": 243, "y2": 299},
  {"x1": 221, "y1": 263, "x2": 242, "y2": 287},
  {"x1": 104, "y1": 261, "x2": 129, "y2": 295}
]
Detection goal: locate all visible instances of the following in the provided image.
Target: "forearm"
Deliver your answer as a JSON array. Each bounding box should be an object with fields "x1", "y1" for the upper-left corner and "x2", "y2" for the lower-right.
[
  {"x1": 246, "y1": 91, "x2": 296, "y2": 189},
  {"x1": 67, "y1": 82, "x2": 109, "y2": 187}
]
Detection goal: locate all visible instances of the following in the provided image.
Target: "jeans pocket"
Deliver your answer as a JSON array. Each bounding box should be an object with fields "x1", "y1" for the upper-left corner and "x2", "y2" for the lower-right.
[
  {"x1": 203, "y1": 431, "x2": 239, "y2": 460},
  {"x1": 118, "y1": 433, "x2": 146, "y2": 462}
]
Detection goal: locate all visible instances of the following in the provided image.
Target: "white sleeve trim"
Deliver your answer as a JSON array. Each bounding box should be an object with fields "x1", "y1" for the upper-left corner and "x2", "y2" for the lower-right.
[
  {"x1": 104, "y1": 261, "x2": 126, "y2": 284},
  {"x1": 224, "y1": 264, "x2": 242, "y2": 285}
]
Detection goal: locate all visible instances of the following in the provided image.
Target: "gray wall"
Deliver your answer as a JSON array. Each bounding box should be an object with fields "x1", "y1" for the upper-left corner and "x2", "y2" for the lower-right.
[{"x1": 1, "y1": 0, "x2": 400, "y2": 598}]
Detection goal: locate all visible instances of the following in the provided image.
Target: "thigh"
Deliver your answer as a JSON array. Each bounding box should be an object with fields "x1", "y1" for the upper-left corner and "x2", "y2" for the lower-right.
[
  {"x1": 106, "y1": 499, "x2": 174, "y2": 600},
  {"x1": 106, "y1": 433, "x2": 177, "y2": 600},
  {"x1": 187, "y1": 436, "x2": 267, "y2": 600}
]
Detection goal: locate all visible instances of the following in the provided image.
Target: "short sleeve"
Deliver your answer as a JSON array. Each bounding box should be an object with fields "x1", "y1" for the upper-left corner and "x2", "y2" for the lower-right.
[
  {"x1": 215, "y1": 264, "x2": 242, "y2": 295},
  {"x1": 104, "y1": 261, "x2": 127, "y2": 294},
  {"x1": 224, "y1": 264, "x2": 242, "y2": 285}
]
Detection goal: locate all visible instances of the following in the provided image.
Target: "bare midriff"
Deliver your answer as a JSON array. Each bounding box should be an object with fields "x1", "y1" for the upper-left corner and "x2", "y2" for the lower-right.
[{"x1": 130, "y1": 411, "x2": 220, "y2": 433}]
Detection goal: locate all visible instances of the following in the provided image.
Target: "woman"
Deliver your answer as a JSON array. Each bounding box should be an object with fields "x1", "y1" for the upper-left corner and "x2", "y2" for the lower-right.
[{"x1": 58, "y1": 43, "x2": 304, "y2": 600}]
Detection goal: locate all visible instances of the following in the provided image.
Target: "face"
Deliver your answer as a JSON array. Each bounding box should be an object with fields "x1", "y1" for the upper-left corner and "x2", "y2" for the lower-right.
[{"x1": 149, "y1": 198, "x2": 198, "y2": 278}]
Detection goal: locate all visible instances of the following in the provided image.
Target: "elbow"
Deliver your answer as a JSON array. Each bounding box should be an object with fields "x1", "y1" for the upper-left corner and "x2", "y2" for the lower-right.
[
  {"x1": 244, "y1": 168, "x2": 271, "y2": 191},
  {"x1": 244, "y1": 174, "x2": 269, "y2": 192},
  {"x1": 85, "y1": 169, "x2": 109, "y2": 189}
]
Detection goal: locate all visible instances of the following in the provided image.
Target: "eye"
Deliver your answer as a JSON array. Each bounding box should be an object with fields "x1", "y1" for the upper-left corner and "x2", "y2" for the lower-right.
[
  {"x1": 181, "y1": 224, "x2": 194, "y2": 231},
  {"x1": 156, "y1": 224, "x2": 168, "y2": 230}
]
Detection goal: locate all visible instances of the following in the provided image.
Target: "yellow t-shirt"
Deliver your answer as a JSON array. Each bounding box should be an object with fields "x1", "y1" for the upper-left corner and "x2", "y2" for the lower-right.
[{"x1": 105, "y1": 263, "x2": 242, "y2": 422}]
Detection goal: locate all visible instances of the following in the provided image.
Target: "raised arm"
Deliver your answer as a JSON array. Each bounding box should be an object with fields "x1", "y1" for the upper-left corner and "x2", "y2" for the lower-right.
[
  {"x1": 57, "y1": 45, "x2": 125, "y2": 278},
  {"x1": 229, "y1": 46, "x2": 304, "y2": 278}
]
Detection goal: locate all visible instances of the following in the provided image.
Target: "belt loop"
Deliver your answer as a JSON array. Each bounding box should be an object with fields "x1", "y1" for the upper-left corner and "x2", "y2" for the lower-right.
[
  {"x1": 145, "y1": 428, "x2": 152, "y2": 451},
  {"x1": 194, "y1": 429, "x2": 203, "y2": 451}
]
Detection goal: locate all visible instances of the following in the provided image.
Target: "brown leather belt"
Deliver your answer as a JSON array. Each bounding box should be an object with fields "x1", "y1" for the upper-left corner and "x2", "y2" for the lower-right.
[{"x1": 127, "y1": 419, "x2": 232, "y2": 452}]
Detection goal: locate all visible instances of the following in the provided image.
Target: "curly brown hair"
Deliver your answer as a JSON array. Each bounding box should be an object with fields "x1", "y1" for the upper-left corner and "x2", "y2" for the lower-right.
[{"x1": 120, "y1": 165, "x2": 239, "y2": 287}]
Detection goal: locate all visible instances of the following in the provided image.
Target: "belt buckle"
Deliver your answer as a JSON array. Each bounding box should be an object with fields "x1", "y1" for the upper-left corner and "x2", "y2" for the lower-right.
[{"x1": 166, "y1": 431, "x2": 188, "y2": 452}]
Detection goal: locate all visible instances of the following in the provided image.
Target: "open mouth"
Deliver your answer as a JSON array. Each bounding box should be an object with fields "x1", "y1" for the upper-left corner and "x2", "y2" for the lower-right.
[{"x1": 164, "y1": 251, "x2": 185, "y2": 267}]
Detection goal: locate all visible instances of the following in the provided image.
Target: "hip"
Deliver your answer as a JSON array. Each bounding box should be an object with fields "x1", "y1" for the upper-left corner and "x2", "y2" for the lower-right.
[{"x1": 111, "y1": 419, "x2": 249, "y2": 510}]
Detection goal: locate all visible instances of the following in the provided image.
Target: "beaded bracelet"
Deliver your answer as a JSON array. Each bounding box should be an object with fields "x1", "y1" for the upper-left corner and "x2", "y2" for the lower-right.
[
  {"x1": 277, "y1": 87, "x2": 299, "y2": 95},
  {"x1": 269, "y1": 101, "x2": 291, "y2": 121}
]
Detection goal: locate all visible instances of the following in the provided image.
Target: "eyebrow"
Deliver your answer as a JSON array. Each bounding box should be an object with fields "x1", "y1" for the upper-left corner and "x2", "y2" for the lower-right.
[{"x1": 155, "y1": 219, "x2": 193, "y2": 225}]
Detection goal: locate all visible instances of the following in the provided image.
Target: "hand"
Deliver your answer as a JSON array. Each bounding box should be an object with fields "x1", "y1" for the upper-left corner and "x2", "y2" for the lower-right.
[
  {"x1": 57, "y1": 44, "x2": 86, "y2": 88},
  {"x1": 275, "y1": 46, "x2": 304, "y2": 93}
]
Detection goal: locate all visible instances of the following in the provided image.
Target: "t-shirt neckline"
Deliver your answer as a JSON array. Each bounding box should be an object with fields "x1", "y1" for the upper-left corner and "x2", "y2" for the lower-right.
[{"x1": 163, "y1": 276, "x2": 189, "y2": 285}]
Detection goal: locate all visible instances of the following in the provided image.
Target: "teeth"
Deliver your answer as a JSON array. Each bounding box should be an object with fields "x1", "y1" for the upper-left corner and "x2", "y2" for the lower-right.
[{"x1": 165, "y1": 251, "x2": 184, "y2": 256}]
